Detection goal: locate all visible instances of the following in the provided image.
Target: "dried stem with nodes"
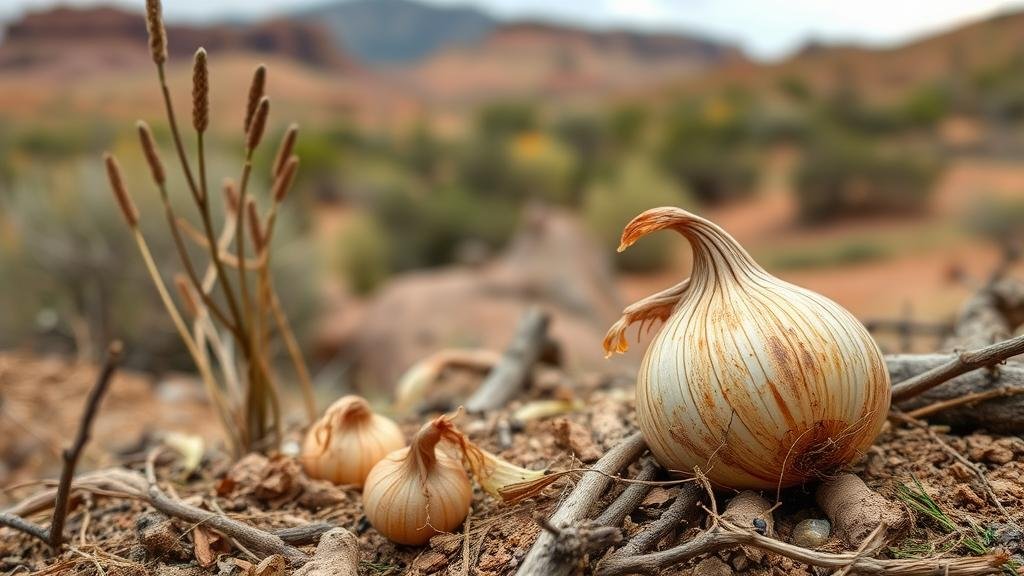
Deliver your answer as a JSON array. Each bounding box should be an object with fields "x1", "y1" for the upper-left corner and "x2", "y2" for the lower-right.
[{"x1": 101, "y1": 0, "x2": 315, "y2": 454}]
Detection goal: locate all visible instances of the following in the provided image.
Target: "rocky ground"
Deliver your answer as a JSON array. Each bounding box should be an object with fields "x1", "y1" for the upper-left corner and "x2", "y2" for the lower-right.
[{"x1": 2, "y1": 346, "x2": 1023, "y2": 576}]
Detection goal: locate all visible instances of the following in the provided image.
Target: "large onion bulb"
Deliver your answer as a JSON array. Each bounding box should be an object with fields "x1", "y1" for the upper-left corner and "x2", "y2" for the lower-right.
[
  {"x1": 605, "y1": 207, "x2": 890, "y2": 489},
  {"x1": 301, "y1": 395, "x2": 406, "y2": 487}
]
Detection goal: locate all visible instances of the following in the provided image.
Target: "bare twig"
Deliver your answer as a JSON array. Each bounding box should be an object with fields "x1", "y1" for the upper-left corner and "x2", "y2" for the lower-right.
[
  {"x1": 50, "y1": 343, "x2": 123, "y2": 551},
  {"x1": 891, "y1": 333, "x2": 1024, "y2": 401},
  {"x1": 272, "y1": 523, "x2": 334, "y2": 545},
  {"x1": 0, "y1": 512, "x2": 50, "y2": 543},
  {"x1": 466, "y1": 307, "x2": 551, "y2": 413},
  {"x1": 905, "y1": 387, "x2": 1024, "y2": 419},
  {"x1": 0, "y1": 343, "x2": 122, "y2": 552},
  {"x1": 515, "y1": 432, "x2": 647, "y2": 576}
]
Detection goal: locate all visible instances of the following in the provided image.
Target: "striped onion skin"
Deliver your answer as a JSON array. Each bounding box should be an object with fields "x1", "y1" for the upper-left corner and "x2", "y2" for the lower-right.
[
  {"x1": 607, "y1": 207, "x2": 890, "y2": 489},
  {"x1": 362, "y1": 419, "x2": 472, "y2": 545},
  {"x1": 301, "y1": 395, "x2": 406, "y2": 487}
]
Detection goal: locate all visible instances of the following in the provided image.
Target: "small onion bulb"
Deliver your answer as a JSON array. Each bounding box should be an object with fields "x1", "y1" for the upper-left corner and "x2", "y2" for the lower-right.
[
  {"x1": 362, "y1": 415, "x2": 472, "y2": 545},
  {"x1": 605, "y1": 207, "x2": 890, "y2": 489},
  {"x1": 363, "y1": 411, "x2": 553, "y2": 545},
  {"x1": 301, "y1": 395, "x2": 406, "y2": 487}
]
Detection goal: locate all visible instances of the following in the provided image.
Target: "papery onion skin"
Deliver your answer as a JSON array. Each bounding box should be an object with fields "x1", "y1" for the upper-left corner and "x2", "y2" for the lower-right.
[
  {"x1": 362, "y1": 419, "x2": 472, "y2": 546},
  {"x1": 612, "y1": 207, "x2": 890, "y2": 490},
  {"x1": 301, "y1": 395, "x2": 406, "y2": 487}
]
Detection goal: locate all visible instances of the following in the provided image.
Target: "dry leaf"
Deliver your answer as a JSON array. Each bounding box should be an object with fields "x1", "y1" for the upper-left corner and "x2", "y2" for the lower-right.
[
  {"x1": 192, "y1": 526, "x2": 217, "y2": 568},
  {"x1": 254, "y1": 554, "x2": 286, "y2": 576},
  {"x1": 641, "y1": 487, "x2": 675, "y2": 507}
]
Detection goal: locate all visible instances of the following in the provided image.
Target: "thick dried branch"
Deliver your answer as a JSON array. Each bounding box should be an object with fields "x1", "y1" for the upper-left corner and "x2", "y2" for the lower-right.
[
  {"x1": 515, "y1": 432, "x2": 647, "y2": 576},
  {"x1": 594, "y1": 458, "x2": 660, "y2": 527},
  {"x1": 143, "y1": 451, "x2": 308, "y2": 565},
  {"x1": 604, "y1": 483, "x2": 702, "y2": 562},
  {"x1": 890, "y1": 333, "x2": 1024, "y2": 401},
  {"x1": 466, "y1": 307, "x2": 551, "y2": 413}
]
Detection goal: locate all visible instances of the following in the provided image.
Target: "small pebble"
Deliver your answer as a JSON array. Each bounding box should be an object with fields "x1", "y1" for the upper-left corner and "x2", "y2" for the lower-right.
[{"x1": 791, "y1": 518, "x2": 831, "y2": 548}]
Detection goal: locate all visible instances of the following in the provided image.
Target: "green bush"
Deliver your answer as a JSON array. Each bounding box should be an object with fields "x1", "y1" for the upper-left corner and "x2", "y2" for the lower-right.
[
  {"x1": 584, "y1": 159, "x2": 692, "y2": 273},
  {"x1": 659, "y1": 97, "x2": 759, "y2": 205},
  {"x1": 794, "y1": 131, "x2": 942, "y2": 224},
  {"x1": 475, "y1": 101, "x2": 539, "y2": 140},
  {"x1": 334, "y1": 213, "x2": 390, "y2": 295},
  {"x1": 362, "y1": 168, "x2": 520, "y2": 270},
  {"x1": 898, "y1": 84, "x2": 952, "y2": 129},
  {"x1": 964, "y1": 197, "x2": 1024, "y2": 246}
]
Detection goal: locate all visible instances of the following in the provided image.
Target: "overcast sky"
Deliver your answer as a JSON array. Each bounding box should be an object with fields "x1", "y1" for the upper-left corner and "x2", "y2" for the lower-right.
[{"x1": 3, "y1": 0, "x2": 1024, "y2": 60}]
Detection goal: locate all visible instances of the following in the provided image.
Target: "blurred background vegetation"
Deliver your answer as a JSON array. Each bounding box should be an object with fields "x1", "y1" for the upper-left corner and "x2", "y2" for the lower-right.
[{"x1": 2, "y1": 1, "x2": 1024, "y2": 379}]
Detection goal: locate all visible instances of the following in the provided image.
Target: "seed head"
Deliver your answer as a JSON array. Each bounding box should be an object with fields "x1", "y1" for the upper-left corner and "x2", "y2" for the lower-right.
[
  {"x1": 145, "y1": 0, "x2": 167, "y2": 65},
  {"x1": 246, "y1": 96, "x2": 269, "y2": 152},
  {"x1": 136, "y1": 121, "x2": 165, "y2": 185},
  {"x1": 175, "y1": 274, "x2": 199, "y2": 318},
  {"x1": 272, "y1": 156, "x2": 299, "y2": 203},
  {"x1": 246, "y1": 198, "x2": 265, "y2": 251},
  {"x1": 272, "y1": 123, "x2": 298, "y2": 179},
  {"x1": 223, "y1": 178, "x2": 239, "y2": 214},
  {"x1": 244, "y1": 65, "x2": 266, "y2": 133},
  {"x1": 192, "y1": 48, "x2": 209, "y2": 133},
  {"x1": 104, "y1": 153, "x2": 139, "y2": 228}
]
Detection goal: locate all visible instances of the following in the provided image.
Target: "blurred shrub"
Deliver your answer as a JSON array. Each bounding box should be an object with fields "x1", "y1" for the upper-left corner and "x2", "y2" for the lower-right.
[
  {"x1": 363, "y1": 170, "x2": 519, "y2": 270},
  {"x1": 794, "y1": 131, "x2": 941, "y2": 224},
  {"x1": 659, "y1": 96, "x2": 759, "y2": 205},
  {"x1": 898, "y1": 84, "x2": 952, "y2": 129},
  {"x1": 0, "y1": 152, "x2": 319, "y2": 369},
  {"x1": 553, "y1": 114, "x2": 611, "y2": 202},
  {"x1": 766, "y1": 240, "x2": 889, "y2": 270},
  {"x1": 584, "y1": 159, "x2": 692, "y2": 273},
  {"x1": 476, "y1": 101, "x2": 539, "y2": 140},
  {"x1": 334, "y1": 212, "x2": 390, "y2": 295},
  {"x1": 964, "y1": 197, "x2": 1024, "y2": 246},
  {"x1": 778, "y1": 75, "x2": 813, "y2": 103},
  {"x1": 607, "y1": 104, "x2": 648, "y2": 150},
  {"x1": 507, "y1": 131, "x2": 577, "y2": 204}
]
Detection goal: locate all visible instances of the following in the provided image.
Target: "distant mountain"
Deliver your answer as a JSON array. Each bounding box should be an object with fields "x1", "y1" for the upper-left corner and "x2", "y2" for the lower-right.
[
  {"x1": 405, "y1": 20, "x2": 746, "y2": 102},
  {"x1": 685, "y1": 8, "x2": 1024, "y2": 105},
  {"x1": 0, "y1": 6, "x2": 357, "y2": 72},
  {"x1": 298, "y1": 0, "x2": 495, "y2": 64}
]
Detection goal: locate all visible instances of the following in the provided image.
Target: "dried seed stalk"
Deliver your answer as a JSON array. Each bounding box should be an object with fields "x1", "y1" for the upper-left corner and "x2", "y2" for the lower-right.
[
  {"x1": 272, "y1": 124, "x2": 298, "y2": 179},
  {"x1": 104, "y1": 154, "x2": 138, "y2": 227},
  {"x1": 192, "y1": 49, "x2": 210, "y2": 134},
  {"x1": 244, "y1": 65, "x2": 266, "y2": 133},
  {"x1": 145, "y1": 0, "x2": 166, "y2": 65}
]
